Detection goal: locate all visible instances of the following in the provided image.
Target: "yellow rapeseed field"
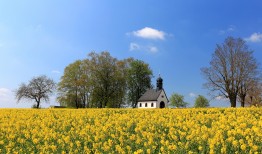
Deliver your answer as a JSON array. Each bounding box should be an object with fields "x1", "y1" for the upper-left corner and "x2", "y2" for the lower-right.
[{"x1": 0, "y1": 108, "x2": 261, "y2": 153}]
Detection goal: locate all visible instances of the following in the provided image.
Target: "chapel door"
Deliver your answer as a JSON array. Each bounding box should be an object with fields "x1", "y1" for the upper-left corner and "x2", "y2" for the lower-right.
[{"x1": 160, "y1": 101, "x2": 165, "y2": 108}]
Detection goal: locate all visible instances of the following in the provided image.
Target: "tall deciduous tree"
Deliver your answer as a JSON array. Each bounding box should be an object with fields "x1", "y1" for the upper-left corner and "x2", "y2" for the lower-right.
[
  {"x1": 127, "y1": 59, "x2": 153, "y2": 108},
  {"x1": 194, "y1": 95, "x2": 209, "y2": 108},
  {"x1": 88, "y1": 51, "x2": 127, "y2": 108},
  {"x1": 15, "y1": 75, "x2": 56, "y2": 108},
  {"x1": 57, "y1": 60, "x2": 90, "y2": 108},
  {"x1": 57, "y1": 51, "x2": 154, "y2": 108},
  {"x1": 169, "y1": 93, "x2": 188, "y2": 108},
  {"x1": 201, "y1": 36, "x2": 260, "y2": 107}
]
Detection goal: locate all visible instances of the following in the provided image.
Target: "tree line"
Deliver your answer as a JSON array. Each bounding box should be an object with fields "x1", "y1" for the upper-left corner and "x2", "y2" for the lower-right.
[
  {"x1": 15, "y1": 36, "x2": 262, "y2": 108},
  {"x1": 169, "y1": 93, "x2": 209, "y2": 108},
  {"x1": 57, "y1": 51, "x2": 153, "y2": 108}
]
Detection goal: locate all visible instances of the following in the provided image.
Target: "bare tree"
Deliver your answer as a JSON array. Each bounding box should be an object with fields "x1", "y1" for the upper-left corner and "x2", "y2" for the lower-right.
[
  {"x1": 201, "y1": 36, "x2": 260, "y2": 107},
  {"x1": 245, "y1": 81, "x2": 262, "y2": 106},
  {"x1": 15, "y1": 75, "x2": 56, "y2": 108}
]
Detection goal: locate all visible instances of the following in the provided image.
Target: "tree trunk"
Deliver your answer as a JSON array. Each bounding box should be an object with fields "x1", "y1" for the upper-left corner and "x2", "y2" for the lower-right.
[
  {"x1": 36, "y1": 101, "x2": 40, "y2": 109},
  {"x1": 240, "y1": 96, "x2": 245, "y2": 107},
  {"x1": 229, "y1": 95, "x2": 237, "y2": 107},
  {"x1": 75, "y1": 89, "x2": 78, "y2": 109}
]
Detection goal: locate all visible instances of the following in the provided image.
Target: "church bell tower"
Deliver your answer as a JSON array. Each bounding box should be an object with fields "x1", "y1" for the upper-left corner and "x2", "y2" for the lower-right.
[{"x1": 156, "y1": 75, "x2": 163, "y2": 91}]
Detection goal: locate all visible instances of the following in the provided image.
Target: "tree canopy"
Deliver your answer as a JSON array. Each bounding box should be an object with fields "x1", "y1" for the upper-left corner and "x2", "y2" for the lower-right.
[
  {"x1": 57, "y1": 51, "x2": 152, "y2": 108},
  {"x1": 57, "y1": 60, "x2": 90, "y2": 108},
  {"x1": 194, "y1": 95, "x2": 209, "y2": 108},
  {"x1": 169, "y1": 93, "x2": 188, "y2": 108},
  {"x1": 127, "y1": 59, "x2": 153, "y2": 108}
]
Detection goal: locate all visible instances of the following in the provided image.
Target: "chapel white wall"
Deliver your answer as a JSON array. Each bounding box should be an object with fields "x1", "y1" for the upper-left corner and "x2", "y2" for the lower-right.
[{"x1": 137, "y1": 101, "x2": 157, "y2": 108}]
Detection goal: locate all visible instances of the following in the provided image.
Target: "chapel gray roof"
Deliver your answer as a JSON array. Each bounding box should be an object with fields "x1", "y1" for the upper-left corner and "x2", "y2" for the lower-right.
[{"x1": 138, "y1": 89, "x2": 162, "y2": 102}]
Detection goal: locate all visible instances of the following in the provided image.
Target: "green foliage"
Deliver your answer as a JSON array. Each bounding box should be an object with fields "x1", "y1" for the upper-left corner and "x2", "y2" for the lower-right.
[
  {"x1": 194, "y1": 95, "x2": 209, "y2": 108},
  {"x1": 57, "y1": 51, "x2": 132, "y2": 108},
  {"x1": 126, "y1": 59, "x2": 153, "y2": 108},
  {"x1": 169, "y1": 93, "x2": 188, "y2": 108},
  {"x1": 88, "y1": 52, "x2": 128, "y2": 108},
  {"x1": 57, "y1": 60, "x2": 89, "y2": 108}
]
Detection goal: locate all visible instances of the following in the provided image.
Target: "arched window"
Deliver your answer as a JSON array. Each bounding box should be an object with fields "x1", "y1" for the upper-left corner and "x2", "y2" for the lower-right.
[
  {"x1": 151, "y1": 103, "x2": 154, "y2": 107},
  {"x1": 139, "y1": 103, "x2": 142, "y2": 107},
  {"x1": 145, "y1": 103, "x2": 147, "y2": 107}
]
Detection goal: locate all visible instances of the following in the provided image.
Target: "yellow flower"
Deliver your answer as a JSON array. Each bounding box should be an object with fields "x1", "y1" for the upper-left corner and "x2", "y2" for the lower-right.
[
  {"x1": 50, "y1": 145, "x2": 57, "y2": 152},
  {"x1": 252, "y1": 145, "x2": 258, "y2": 151},
  {"x1": 0, "y1": 140, "x2": 4, "y2": 145},
  {"x1": 134, "y1": 149, "x2": 143, "y2": 154},
  {"x1": 240, "y1": 144, "x2": 246, "y2": 151},
  {"x1": 232, "y1": 140, "x2": 238, "y2": 147}
]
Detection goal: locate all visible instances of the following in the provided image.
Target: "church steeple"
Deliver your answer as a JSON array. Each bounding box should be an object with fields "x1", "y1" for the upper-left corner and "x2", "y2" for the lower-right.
[{"x1": 156, "y1": 74, "x2": 163, "y2": 91}]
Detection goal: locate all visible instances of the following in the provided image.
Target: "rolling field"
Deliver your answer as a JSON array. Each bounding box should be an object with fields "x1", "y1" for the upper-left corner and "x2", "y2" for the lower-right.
[{"x1": 0, "y1": 108, "x2": 261, "y2": 153}]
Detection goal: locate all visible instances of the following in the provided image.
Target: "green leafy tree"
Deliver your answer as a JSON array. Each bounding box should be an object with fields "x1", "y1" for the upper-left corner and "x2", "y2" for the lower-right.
[
  {"x1": 88, "y1": 51, "x2": 127, "y2": 108},
  {"x1": 57, "y1": 51, "x2": 154, "y2": 108},
  {"x1": 169, "y1": 93, "x2": 188, "y2": 108},
  {"x1": 57, "y1": 60, "x2": 90, "y2": 108},
  {"x1": 15, "y1": 75, "x2": 56, "y2": 108},
  {"x1": 194, "y1": 95, "x2": 209, "y2": 108},
  {"x1": 126, "y1": 59, "x2": 153, "y2": 108}
]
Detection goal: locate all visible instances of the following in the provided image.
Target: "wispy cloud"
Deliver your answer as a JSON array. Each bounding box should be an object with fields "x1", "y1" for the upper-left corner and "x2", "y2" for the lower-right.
[
  {"x1": 227, "y1": 25, "x2": 235, "y2": 31},
  {"x1": 129, "y1": 42, "x2": 140, "y2": 51},
  {"x1": 52, "y1": 70, "x2": 61, "y2": 74},
  {"x1": 129, "y1": 43, "x2": 158, "y2": 53},
  {"x1": 219, "y1": 25, "x2": 236, "y2": 35},
  {"x1": 245, "y1": 32, "x2": 262, "y2": 43},
  {"x1": 189, "y1": 92, "x2": 197, "y2": 97},
  {"x1": 0, "y1": 88, "x2": 14, "y2": 103},
  {"x1": 0, "y1": 88, "x2": 10, "y2": 96},
  {"x1": 148, "y1": 46, "x2": 158, "y2": 53},
  {"x1": 132, "y1": 27, "x2": 166, "y2": 40}
]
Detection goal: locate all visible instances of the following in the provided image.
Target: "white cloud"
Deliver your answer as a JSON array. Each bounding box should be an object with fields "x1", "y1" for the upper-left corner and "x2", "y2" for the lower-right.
[
  {"x1": 189, "y1": 92, "x2": 197, "y2": 97},
  {"x1": 0, "y1": 88, "x2": 14, "y2": 103},
  {"x1": 0, "y1": 88, "x2": 10, "y2": 96},
  {"x1": 245, "y1": 32, "x2": 262, "y2": 43},
  {"x1": 52, "y1": 70, "x2": 61, "y2": 74},
  {"x1": 148, "y1": 46, "x2": 158, "y2": 53},
  {"x1": 132, "y1": 27, "x2": 165, "y2": 40},
  {"x1": 129, "y1": 43, "x2": 140, "y2": 51}
]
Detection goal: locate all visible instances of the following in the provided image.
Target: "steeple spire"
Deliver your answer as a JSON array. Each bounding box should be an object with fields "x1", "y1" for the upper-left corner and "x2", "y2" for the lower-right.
[{"x1": 156, "y1": 74, "x2": 163, "y2": 90}]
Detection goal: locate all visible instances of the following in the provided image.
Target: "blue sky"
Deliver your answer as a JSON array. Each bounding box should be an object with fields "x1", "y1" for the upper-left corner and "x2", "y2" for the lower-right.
[{"x1": 1, "y1": 0, "x2": 262, "y2": 108}]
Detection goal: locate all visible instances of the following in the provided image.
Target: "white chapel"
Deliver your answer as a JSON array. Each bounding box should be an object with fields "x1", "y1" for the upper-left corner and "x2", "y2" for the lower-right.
[{"x1": 137, "y1": 76, "x2": 169, "y2": 108}]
